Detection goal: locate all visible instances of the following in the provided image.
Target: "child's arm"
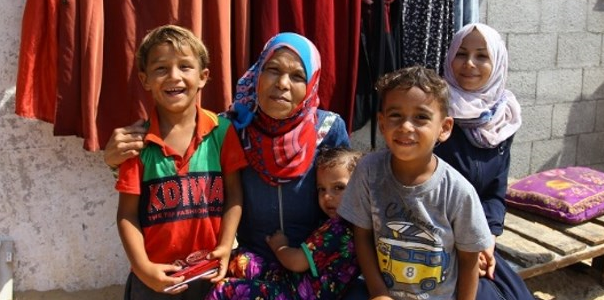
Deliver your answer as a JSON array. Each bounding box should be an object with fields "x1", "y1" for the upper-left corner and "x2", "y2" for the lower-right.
[
  {"x1": 456, "y1": 249, "x2": 480, "y2": 300},
  {"x1": 207, "y1": 170, "x2": 243, "y2": 283},
  {"x1": 354, "y1": 226, "x2": 393, "y2": 300},
  {"x1": 117, "y1": 193, "x2": 185, "y2": 293},
  {"x1": 266, "y1": 231, "x2": 310, "y2": 272}
]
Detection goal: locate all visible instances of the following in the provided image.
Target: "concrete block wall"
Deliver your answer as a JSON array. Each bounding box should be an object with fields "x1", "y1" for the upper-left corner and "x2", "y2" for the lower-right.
[
  {"x1": 0, "y1": 0, "x2": 601, "y2": 296},
  {"x1": 484, "y1": 0, "x2": 604, "y2": 177}
]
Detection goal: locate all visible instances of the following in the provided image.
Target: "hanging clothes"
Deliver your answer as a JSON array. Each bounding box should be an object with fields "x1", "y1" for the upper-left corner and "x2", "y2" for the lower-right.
[
  {"x1": 354, "y1": 0, "x2": 455, "y2": 148},
  {"x1": 249, "y1": 0, "x2": 362, "y2": 133},
  {"x1": 54, "y1": 0, "x2": 104, "y2": 151},
  {"x1": 15, "y1": 0, "x2": 249, "y2": 151},
  {"x1": 390, "y1": 0, "x2": 455, "y2": 75},
  {"x1": 453, "y1": 0, "x2": 480, "y2": 31},
  {"x1": 16, "y1": 0, "x2": 64, "y2": 124},
  {"x1": 352, "y1": 0, "x2": 397, "y2": 142}
]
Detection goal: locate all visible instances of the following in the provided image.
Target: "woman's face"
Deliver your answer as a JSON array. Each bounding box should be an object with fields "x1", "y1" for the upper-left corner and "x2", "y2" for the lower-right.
[
  {"x1": 451, "y1": 29, "x2": 493, "y2": 91},
  {"x1": 257, "y1": 48, "x2": 307, "y2": 119}
]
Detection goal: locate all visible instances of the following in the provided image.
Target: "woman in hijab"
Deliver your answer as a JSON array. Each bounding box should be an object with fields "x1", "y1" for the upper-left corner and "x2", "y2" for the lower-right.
[{"x1": 435, "y1": 23, "x2": 533, "y2": 300}]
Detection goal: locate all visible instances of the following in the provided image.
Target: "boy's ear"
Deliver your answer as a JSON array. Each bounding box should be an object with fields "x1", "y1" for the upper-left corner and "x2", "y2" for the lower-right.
[
  {"x1": 438, "y1": 116, "x2": 454, "y2": 143},
  {"x1": 138, "y1": 72, "x2": 151, "y2": 91},
  {"x1": 198, "y1": 68, "x2": 210, "y2": 89},
  {"x1": 377, "y1": 112, "x2": 385, "y2": 135}
]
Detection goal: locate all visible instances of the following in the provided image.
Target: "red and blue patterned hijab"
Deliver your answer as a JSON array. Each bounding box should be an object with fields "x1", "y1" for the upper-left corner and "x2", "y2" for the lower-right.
[{"x1": 230, "y1": 32, "x2": 321, "y2": 185}]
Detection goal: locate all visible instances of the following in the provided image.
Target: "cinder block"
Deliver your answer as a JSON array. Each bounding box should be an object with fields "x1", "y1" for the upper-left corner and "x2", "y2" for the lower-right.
[
  {"x1": 530, "y1": 137, "x2": 578, "y2": 172},
  {"x1": 508, "y1": 34, "x2": 557, "y2": 71},
  {"x1": 507, "y1": 71, "x2": 537, "y2": 104},
  {"x1": 510, "y1": 141, "x2": 532, "y2": 178},
  {"x1": 536, "y1": 69, "x2": 583, "y2": 104},
  {"x1": 515, "y1": 105, "x2": 553, "y2": 142},
  {"x1": 596, "y1": 100, "x2": 604, "y2": 131},
  {"x1": 577, "y1": 132, "x2": 604, "y2": 165},
  {"x1": 587, "y1": 0, "x2": 604, "y2": 32},
  {"x1": 558, "y1": 32, "x2": 602, "y2": 68},
  {"x1": 552, "y1": 101, "x2": 596, "y2": 137},
  {"x1": 542, "y1": 0, "x2": 588, "y2": 32},
  {"x1": 582, "y1": 68, "x2": 604, "y2": 100},
  {"x1": 487, "y1": 0, "x2": 540, "y2": 33}
]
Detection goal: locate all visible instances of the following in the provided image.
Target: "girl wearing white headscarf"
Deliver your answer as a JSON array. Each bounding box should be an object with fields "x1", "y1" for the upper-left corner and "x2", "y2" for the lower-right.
[
  {"x1": 444, "y1": 23, "x2": 522, "y2": 149},
  {"x1": 435, "y1": 23, "x2": 534, "y2": 300}
]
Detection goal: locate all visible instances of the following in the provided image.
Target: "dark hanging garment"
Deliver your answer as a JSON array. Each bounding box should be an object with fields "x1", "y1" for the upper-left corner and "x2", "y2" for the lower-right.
[
  {"x1": 352, "y1": 0, "x2": 397, "y2": 146},
  {"x1": 390, "y1": 0, "x2": 455, "y2": 75},
  {"x1": 353, "y1": 0, "x2": 454, "y2": 148},
  {"x1": 250, "y1": 0, "x2": 362, "y2": 133}
]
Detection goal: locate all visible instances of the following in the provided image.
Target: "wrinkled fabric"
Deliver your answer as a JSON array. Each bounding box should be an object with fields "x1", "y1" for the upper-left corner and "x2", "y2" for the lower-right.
[{"x1": 16, "y1": 0, "x2": 249, "y2": 151}]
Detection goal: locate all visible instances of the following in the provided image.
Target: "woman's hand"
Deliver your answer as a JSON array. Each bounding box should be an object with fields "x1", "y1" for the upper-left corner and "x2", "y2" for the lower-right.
[
  {"x1": 478, "y1": 237, "x2": 496, "y2": 279},
  {"x1": 104, "y1": 119, "x2": 147, "y2": 168}
]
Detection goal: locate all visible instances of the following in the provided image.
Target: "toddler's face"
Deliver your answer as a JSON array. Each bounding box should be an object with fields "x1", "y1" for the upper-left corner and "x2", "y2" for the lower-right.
[
  {"x1": 138, "y1": 42, "x2": 208, "y2": 114},
  {"x1": 451, "y1": 29, "x2": 493, "y2": 91},
  {"x1": 317, "y1": 165, "x2": 350, "y2": 218}
]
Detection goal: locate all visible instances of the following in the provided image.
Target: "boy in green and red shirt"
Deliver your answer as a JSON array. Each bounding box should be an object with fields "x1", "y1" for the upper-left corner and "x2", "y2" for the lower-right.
[{"x1": 115, "y1": 24, "x2": 247, "y2": 300}]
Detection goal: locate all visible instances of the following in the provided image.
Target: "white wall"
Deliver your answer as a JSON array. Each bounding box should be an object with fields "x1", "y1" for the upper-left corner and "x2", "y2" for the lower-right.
[{"x1": 0, "y1": 0, "x2": 603, "y2": 295}]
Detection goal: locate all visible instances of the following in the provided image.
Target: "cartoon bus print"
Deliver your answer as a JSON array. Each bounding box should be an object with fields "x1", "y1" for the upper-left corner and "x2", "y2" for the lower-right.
[{"x1": 376, "y1": 221, "x2": 449, "y2": 291}]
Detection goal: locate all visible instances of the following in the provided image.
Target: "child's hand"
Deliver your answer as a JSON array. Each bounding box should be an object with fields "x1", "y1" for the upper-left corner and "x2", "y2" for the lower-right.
[
  {"x1": 134, "y1": 261, "x2": 187, "y2": 294},
  {"x1": 206, "y1": 245, "x2": 232, "y2": 283},
  {"x1": 266, "y1": 230, "x2": 289, "y2": 253}
]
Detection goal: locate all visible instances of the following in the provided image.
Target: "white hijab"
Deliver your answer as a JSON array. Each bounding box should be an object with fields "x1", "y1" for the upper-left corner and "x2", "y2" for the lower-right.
[{"x1": 443, "y1": 23, "x2": 522, "y2": 148}]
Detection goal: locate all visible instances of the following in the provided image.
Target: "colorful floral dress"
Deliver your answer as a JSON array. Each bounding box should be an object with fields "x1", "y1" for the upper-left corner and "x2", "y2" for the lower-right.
[{"x1": 206, "y1": 217, "x2": 359, "y2": 300}]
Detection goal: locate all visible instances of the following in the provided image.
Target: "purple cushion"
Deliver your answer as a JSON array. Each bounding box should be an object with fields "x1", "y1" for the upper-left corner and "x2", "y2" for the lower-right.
[{"x1": 506, "y1": 167, "x2": 604, "y2": 224}]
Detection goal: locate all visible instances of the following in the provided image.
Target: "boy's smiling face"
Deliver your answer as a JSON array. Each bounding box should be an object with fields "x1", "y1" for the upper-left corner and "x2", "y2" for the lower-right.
[
  {"x1": 138, "y1": 42, "x2": 209, "y2": 114},
  {"x1": 378, "y1": 86, "x2": 453, "y2": 165}
]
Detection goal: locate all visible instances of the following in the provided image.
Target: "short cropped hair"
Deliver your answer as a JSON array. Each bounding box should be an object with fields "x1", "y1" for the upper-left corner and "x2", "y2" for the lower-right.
[
  {"x1": 316, "y1": 147, "x2": 363, "y2": 175},
  {"x1": 375, "y1": 66, "x2": 449, "y2": 117},
  {"x1": 136, "y1": 24, "x2": 209, "y2": 72}
]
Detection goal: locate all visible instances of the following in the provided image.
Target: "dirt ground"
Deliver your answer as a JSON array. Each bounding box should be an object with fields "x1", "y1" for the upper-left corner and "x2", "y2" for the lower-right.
[
  {"x1": 13, "y1": 265, "x2": 604, "y2": 300},
  {"x1": 525, "y1": 265, "x2": 604, "y2": 300}
]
